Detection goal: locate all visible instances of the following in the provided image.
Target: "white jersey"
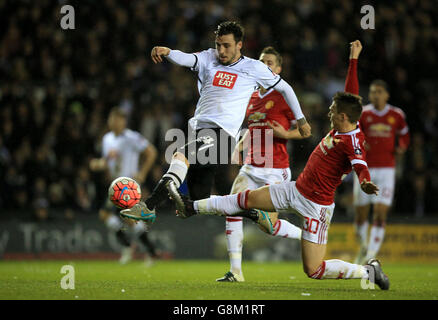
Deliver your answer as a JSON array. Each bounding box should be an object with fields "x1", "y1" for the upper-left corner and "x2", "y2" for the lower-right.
[
  {"x1": 190, "y1": 48, "x2": 281, "y2": 138},
  {"x1": 102, "y1": 129, "x2": 149, "y2": 179}
]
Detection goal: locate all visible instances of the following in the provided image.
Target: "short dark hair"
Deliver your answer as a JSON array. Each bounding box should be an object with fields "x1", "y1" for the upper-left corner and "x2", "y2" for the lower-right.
[
  {"x1": 370, "y1": 79, "x2": 389, "y2": 92},
  {"x1": 333, "y1": 92, "x2": 363, "y2": 123},
  {"x1": 109, "y1": 107, "x2": 127, "y2": 119},
  {"x1": 214, "y1": 21, "x2": 244, "y2": 43},
  {"x1": 260, "y1": 46, "x2": 283, "y2": 66}
]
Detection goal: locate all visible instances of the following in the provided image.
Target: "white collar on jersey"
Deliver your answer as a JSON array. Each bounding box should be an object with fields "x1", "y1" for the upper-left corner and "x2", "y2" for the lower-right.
[
  {"x1": 258, "y1": 88, "x2": 274, "y2": 99},
  {"x1": 335, "y1": 124, "x2": 361, "y2": 136},
  {"x1": 228, "y1": 55, "x2": 244, "y2": 67},
  {"x1": 370, "y1": 104, "x2": 390, "y2": 117}
]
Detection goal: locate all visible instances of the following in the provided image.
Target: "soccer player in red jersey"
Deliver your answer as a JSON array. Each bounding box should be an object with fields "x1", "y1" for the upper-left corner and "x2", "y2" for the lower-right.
[
  {"x1": 168, "y1": 41, "x2": 390, "y2": 290},
  {"x1": 217, "y1": 47, "x2": 305, "y2": 282},
  {"x1": 353, "y1": 80, "x2": 410, "y2": 264}
]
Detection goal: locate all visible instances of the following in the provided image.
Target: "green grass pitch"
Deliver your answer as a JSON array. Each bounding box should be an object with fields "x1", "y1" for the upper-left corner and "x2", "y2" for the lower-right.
[{"x1": 0, "y1": 260, "x2": 437, "y2": 300}]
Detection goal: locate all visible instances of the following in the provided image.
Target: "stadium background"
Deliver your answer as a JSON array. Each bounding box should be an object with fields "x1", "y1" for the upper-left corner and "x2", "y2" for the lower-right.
[{"x1": 0, "y1": 0, "x2": 437, "y2": 263}]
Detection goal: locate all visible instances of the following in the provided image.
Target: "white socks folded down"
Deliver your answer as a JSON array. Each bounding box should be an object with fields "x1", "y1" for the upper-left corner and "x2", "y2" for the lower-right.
[
  {"x1": 310, "y1": 259, "x2": 368, "y2": 280},
  {"x1": 163, "y1": 158, "x2": 189, "y2": 188},
  {"x1": 272, "y1": 219, "x2": 302, "y2": 239},
  {"x1": 194, "y1": 191, "x2": 248, "y2": 216}
]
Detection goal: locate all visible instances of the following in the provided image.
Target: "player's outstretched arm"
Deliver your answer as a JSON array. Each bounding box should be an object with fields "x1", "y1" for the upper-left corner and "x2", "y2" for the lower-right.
[
  {"x1": 274, "y1": 80, "x2": 311, "y2": 138},
  {"x1": 344, "y1": 40, "x2": 362, "y2": 95},
  {"x1": 151, "y1": 46, "x2": 197, "y2": 68}
]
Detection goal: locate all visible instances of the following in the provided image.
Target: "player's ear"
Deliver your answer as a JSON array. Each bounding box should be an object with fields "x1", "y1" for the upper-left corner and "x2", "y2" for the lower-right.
[
  {"x1": 341, "y1": 112, "x2": 348, "y2": 122},
  {"x1": 236, "y1": 41, "x2": 242, "y2": 50}
]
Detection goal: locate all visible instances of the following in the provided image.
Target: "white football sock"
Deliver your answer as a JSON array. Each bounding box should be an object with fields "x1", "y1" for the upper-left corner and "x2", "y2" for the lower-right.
[
  {"x1": 225, "y1": 217, "x2": 243, "y2": 275},
  {"x1": 311, "y1": 260, "x2": 368, "y2": 279},
  {"x1": 163, "y1": 158, "x2": 188, "y2": 188},
  {"x1": 105, "y1": 215, "x2": 123, "y2": 232},
  {"x1": 194, "y1": 190, "x2": 249, "y2": 216},
  {"x1": 272, "y1": 219, "x2": 302, "y2": 239},
  {"x1": 354, "y1": 221, "x2": 369, "y2": 247},
  {"x1": 131, "y1": 220, "x2": 148, "y2": 234},
  {"x1": 366, "y1": 225, "x2": 385, "y2": 259}
]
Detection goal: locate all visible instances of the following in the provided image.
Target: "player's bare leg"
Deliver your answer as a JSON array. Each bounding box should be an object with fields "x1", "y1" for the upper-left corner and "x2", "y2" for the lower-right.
[
  {"x1": 354, "y1": 205, "x2": 370, "y2": 264},
  {"x1": 364, "y1": 203, "x2": 389, "y2": 263},
  {"x1": 301, "y1": 239, "x2": 327, "y2": 277}
]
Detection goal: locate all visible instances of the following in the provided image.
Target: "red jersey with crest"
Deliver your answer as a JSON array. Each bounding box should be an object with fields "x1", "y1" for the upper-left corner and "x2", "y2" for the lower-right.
[
  {"x1": 360, "y1": 104, "x2": 410, "y2": 168},
  {"x1": 296, "y1": 127, "x2": 368, "y2": 205},
  {"x1": 244, "y1": 89, "x2": 296, "y2": 168}
]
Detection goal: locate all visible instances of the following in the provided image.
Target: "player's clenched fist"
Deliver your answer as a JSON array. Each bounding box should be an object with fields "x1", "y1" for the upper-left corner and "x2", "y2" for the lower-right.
[
  {"x1": 349, "y1": 40, "x2": 362, "y2": 59},
  {"x1": 151, "y1": 46, "x2": 171, "y2": 63}
]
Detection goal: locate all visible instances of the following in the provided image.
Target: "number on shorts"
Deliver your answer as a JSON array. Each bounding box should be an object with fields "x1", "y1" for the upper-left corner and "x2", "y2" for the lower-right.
[{"x1": 303, "y1": 217, "x2": 320, "y2": 234}]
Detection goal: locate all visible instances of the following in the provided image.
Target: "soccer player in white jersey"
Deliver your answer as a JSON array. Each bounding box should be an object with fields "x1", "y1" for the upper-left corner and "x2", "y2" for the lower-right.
[
  {"x1": 90, "y1": 108, "x2": 159, "y2": 264},
  {"x1": 217, "y1": 47, "x2": 305, "y2": 282},
  {"x1": 120, "y1": 21, "x2": 311, "y2": 221}
]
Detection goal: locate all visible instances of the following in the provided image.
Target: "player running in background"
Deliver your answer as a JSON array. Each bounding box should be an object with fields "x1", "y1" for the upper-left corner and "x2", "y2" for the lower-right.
[
  {"x1": 90, "y1": 108, "x2": 159, "y2": 264},
  {"x1": 217, "y1": 46, "x2": 305, "y2": 282},
  {"x1": 167, "y1": 41, "x2": 390, "y2": 290},
  {"x1": 120, "y1": 21, "x2": 311, "y2": 221},
  {"x1": 353, "y1": 80, "x2": 410, "y2": 264}
]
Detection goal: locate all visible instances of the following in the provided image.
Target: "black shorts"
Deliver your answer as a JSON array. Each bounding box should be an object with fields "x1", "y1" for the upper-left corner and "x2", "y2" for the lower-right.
[{"x1": 180, "y1": 128, "x2": 235, "y2": 200}]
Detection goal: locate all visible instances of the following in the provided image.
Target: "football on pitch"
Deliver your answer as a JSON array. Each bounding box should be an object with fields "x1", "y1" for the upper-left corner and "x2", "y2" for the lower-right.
[{"x1": 108, "y1": 177, "x2": 141, "y2": 209}]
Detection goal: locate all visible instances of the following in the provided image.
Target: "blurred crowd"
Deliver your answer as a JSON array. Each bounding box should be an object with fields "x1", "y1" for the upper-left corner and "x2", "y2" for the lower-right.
[{"x1": 0, "y1": 0, "x2": 437, "y2": 221}]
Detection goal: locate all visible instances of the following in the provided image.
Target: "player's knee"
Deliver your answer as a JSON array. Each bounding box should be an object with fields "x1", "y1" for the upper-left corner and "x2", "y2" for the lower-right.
[
  {"x1": 246, "y1": 190, "x2": 256, "y2": 208},
  {"x1": 303, "y1": 261, "x2": 324, "y2": 279},
  {"x1": 373, "y1": 217, "x2": 386, "y2": 227},
  {"x1": 373, "y1": 211, "x2": 387, "y2": 226}
]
